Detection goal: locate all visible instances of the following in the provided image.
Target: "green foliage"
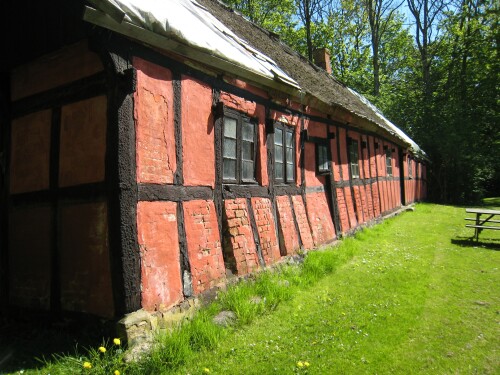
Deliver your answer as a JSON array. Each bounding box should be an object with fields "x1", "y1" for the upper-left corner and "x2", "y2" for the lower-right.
[
  {"x1": 223, "y1": 0, "x2": 498, "y2": 202},
  {"x1": 178, "y1": 203, "x2": 500, "y2": 374}
]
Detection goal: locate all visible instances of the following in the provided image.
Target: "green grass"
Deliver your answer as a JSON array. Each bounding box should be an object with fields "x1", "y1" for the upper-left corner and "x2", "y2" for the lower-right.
[{"x1": 9, "y1": 203, "x2": 499, "y2": 374}]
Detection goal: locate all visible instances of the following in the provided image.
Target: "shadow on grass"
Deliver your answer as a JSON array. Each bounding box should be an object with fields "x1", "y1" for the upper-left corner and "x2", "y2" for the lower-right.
[
  {"x1": 0, "y1": 310, "x2": 115, "y2": 374},
  {"x1": 451, "y1": 237, "x2": 500, "y2": 251}
]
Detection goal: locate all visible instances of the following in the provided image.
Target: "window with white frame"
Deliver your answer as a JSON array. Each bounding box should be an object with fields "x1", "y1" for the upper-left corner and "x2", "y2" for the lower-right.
[
  {"x1": 274, "y1": 123, "x2": 295, "y2": 183},
  {"x1": 348, "y1": 139, "x2": 360, "y2": 178},
  {"x1": 222, "y1": 110, "x2": 257, "y2": 183},
  {"x1": 408, "y1": 157, "x2": 413, "y2": 178}
]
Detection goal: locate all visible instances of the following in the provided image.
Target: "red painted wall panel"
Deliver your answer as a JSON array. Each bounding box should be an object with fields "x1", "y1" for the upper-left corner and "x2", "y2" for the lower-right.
[
  {"x1": 134, "y1": 57, "x2": 176, "y2": 184},
  {"x1": 304, "y1": 192, "x2": 336, "y2": 246},
  {"x1": 59, "y1": 201, "x2": 114, "y2": 318},
  {"x1": 182, "y1": 76, "x2": 215, "y2": 187},
  {"x1": 137, "y1": 201, "x2": 183, "y2": 311}
]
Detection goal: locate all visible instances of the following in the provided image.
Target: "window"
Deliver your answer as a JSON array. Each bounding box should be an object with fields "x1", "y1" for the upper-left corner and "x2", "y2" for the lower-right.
[
  {"x1": 385, "y1": 148, "x2": 393, "y2": 176},
  {"x1": 223, "y1": 112, "x2": 257, "y2": 183},
  {"x1": 408, "y1": 157, "x2": 413, "y2": 178},
  {"x1": 348, "y1": 139, "x2": 360, "y2": 178},
  {"x1": 274, "y1": 123, "x2": 295, "y2": 183},
  {"x1": 317, "y1": 143, "x2": 330, "y2": 174}
]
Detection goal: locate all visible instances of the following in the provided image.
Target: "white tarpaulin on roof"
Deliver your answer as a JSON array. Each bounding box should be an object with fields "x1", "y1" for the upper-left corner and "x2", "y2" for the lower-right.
[
  {"x1": 86, "y1": 0, "x2": 300, "y2": 89},
  {"x1": 347, "y1": 88, "x2": 426, "y2": 157}
]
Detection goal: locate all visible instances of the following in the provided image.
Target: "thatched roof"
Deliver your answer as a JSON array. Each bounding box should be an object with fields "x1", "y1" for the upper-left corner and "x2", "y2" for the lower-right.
[{"x1": 83, "y1": 0, "x2": 425, "y2": 158}]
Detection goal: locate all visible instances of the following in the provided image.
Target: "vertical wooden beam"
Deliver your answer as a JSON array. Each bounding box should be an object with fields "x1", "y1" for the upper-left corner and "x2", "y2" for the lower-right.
[
  {"x1": 327, "y1": 132, "x2": 341, "y2": 236},
  {"x1": 96, "y1": 41, "x2": 141, "y2": 315},
  {"x1": 398, "y1": 147, "x2": 406, "y2": 206}
]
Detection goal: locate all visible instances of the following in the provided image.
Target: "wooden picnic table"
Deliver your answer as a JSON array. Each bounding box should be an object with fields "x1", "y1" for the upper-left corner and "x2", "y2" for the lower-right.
[{"x1": 465, "y1": 208, "x2": 500, "y2": 241}]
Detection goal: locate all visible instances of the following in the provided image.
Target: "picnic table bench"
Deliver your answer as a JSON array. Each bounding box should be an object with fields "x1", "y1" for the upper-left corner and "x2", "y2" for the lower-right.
[{"x1": 465, "y1": 208, "x2": 500, "y2": 241}]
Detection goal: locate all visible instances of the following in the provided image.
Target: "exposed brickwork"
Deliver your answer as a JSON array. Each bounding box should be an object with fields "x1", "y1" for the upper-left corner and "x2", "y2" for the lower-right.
[
  {"x1": 183, "y1": 200, "x2": 225, "y2": 295},
  {"x1": 335, "y1": 188, "x2": 350, "y2": 233},
  {"x1": 134, "y1": 57, "x2": 176, "y2": 184},
  {"x1": 276, "y1": 195, "x2": 300, "y2": 255},
  {"x1": 352, "y1": 185, "x2": 364, "y2": 224},
  {"x1": 137, "y1": 201, "x2": 183, "y2": 311},
  {"x1": 250, "y1": 197, "x2": 281, "y2": 265},
  {"x1": 222, "y1": 198, "x2": 260, "y2": 275},
  {"x1": 291, "y1": 195, "x2": 315, "y2": 249}
]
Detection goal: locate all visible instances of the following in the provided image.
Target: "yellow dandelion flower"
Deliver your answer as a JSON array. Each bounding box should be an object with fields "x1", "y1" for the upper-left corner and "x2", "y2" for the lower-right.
[
  {"x1": 304, "y1": 361, "x2": 310, "y2": 367},
  {"x1": 297, "y1": 361, "x2": 304, "y2": 368},
  {"x1": 98, "y1": 346, "x2": 106, "y2": 353},
  {"x1": 203, "y1": 368, "x2": 211, "y2": 373},
  {"x1": 113, "y1": 338, "x2": 121, "y2": 346},
  {"x1": 114, "y1": 370, "x2": 121, "y2": 375},
  {"x1": 83, "y1": 361, "x2": 92, "y2": 369}
]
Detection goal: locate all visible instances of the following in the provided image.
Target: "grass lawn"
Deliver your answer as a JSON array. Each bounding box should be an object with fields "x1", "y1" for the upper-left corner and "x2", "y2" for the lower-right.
[
  {"x1": 6, "y1": 203, "x2": 499, "y2": 374},
  {"x1": 175, "y1": 203, "x2": 499, "y2": 374}
]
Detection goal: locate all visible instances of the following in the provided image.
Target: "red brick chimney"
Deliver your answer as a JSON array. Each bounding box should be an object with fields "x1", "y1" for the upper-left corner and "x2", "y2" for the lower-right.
[{"x1": 313, "y1": 48, "x2": 332, "y2": 74}]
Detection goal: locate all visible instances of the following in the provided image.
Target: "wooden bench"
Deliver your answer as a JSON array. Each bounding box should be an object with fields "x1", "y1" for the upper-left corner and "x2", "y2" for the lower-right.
[{"x1": 465, "y1": 208, "x2": 500, "y2": 241}]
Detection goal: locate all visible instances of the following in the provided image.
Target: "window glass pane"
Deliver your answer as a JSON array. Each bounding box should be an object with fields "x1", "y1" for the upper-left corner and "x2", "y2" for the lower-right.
[
  {"x1": 223, "y1": 138, "x2": 237, "y2": 158},
  {"x1": 285, "y1": 130, "x2": 293, "y2": 147},
  {"x1": 274, "y1": 128, "x2": 283, "y2": 145},
  {"x1": 275, "y1": 162, "x2": 283, "y2": 179},
  {"x1": 286, "y1": 163, "x2": 294, "y2": 182},
  {"x1": 223, "y1": 159, "x2": 236, "y2": 180},
  {"x1": 275, "y1": 145, "x2": 283, "y2": 163},
  {"x1": 242, "y1": 160, "x2": 254, "y2": 180},
  {"x1": 286, "y1": 146, "x2": 293, "y2": 162},
  {"x1": 242, "y1": 141, "x2": 254, "y2": 161},
  {"x1": 318, "y1": 145, "x2": 329, "y2": 172},
  {"x1": 242, "y1": 121, "x2": 254, "y2": 141},
  {"x1": 224, "y1": 118, "x2": 237, "y2": 138}
]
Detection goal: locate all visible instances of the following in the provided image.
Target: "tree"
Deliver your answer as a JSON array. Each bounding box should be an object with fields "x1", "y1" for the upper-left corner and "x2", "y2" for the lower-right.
[
  {"x1": 295, "y1": 0, "x2": 330, "y2": 61},
  {"x1": 364, "y1": 0, "x2": 404, "y2": 95}
]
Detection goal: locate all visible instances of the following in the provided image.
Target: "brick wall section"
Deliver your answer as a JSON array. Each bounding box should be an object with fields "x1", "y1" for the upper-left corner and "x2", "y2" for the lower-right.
[
  {"x1": 222, "y1": 198, "x2": 260, "y2": 275},
  {"x1": 303, "y1": 192, "x2": 335, "y2": 246},
  {"x1": 251, "y1": 197, "x2": 281, "y2": 264},
  {"x1": 291, "y1": 195, "x2": 315, "y2": 249},
  {"x1": 137, "y1": 201, "x2": 183, "y2": 311},
  {"x1": 352, "y1": 185, "x2": 364, "y2": 224},
  {"x1": 276, "y1": 196, "x2": 300, "y2": 255},
  {"x1": 134, "y1": 57, "x2": 176, "y2": 184},
  {"x1": 183, "y1": 200, "x2": 225, "y2": 295},
  {"x1": 335, "y1": 188, "x2": 350, "y2": 234}
]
